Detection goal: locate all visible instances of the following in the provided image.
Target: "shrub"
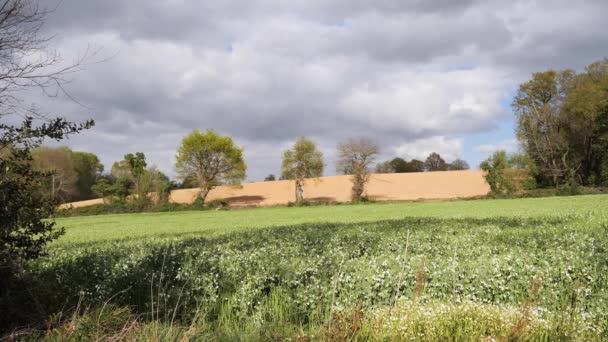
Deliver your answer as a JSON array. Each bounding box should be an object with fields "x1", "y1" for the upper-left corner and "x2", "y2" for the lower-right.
[
  {"x1": 557, "y1": 178, "x2": 581, "y2": 196},
  {"x1": 481, "y1": 151, "x2": 536, "y2": 197}
]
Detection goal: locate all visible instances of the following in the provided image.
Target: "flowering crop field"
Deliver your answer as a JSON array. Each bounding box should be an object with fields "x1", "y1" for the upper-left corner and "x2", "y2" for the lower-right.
[{"x1": 3, "y1": 195, "x2": 608, "y2": 341}]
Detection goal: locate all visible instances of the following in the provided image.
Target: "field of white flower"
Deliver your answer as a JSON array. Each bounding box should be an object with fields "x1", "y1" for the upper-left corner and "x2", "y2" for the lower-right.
[{"x1": 2, "y1": 195, "x2": 607, "y2": 340}]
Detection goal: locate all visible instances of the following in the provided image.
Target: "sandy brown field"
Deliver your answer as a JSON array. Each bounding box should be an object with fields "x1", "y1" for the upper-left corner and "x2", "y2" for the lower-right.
[{"x1": 61, "y1": 170, "x2": 489, "y2": 209}]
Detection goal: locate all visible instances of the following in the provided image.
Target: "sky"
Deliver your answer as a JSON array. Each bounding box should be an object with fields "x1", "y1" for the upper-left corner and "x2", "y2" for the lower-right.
[{"x1": 27, "y1": 0, "x2": 608, "y2": 181}]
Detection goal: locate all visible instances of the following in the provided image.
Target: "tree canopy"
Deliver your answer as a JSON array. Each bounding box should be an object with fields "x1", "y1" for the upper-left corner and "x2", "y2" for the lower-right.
[
  {"x1": 424, "y1": 152, "x2": 448, "y2": 171},
  {"x1": 281, "y1": 137, "x2": 324, "y2": 203},
  {"x1": 514, "y1": 59, "x2": 608, "y2": 186},
  {"x1": 175, "y1": 130, "x2": 246, "y2": 203},
  {"x1": 73, "y1": 152, "x2": 104, "y2": 201}
]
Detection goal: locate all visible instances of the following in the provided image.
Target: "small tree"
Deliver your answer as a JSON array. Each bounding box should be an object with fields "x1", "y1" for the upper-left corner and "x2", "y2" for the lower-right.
[
  {"x1": 448, "y1": 158, "x2": 470, "y2": 171},
  {"x1": 264, "y1": 174, "x2": 276, "y2": 181},
  {"x1": 480, "y1": 151, "x2": 511, "y2": 195},
  {"x1": 175, "y1": 130, "x2": 246, "y2": 203},
  {"x1": 336, "y1": 137, "x2": 379, "y2": 201},
  {"x1": 139, "y1": 166, "x2": 173, "y2": 204},
  {"x1": 480, "y1": 150, "x2": 536, "y2": 197},
  {"x1": 281, "y1": 137, "x2": 324, "y2": 204},
  {"x1": 124, "y1": 152, "x2": 147, "y2": 200},
  {"x1": 424, "y1": 152, "x2": 448, "y2": 171}
]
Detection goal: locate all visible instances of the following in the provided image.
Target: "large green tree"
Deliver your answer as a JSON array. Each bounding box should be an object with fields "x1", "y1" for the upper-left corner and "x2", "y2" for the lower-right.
[
  {"x1": 175, "y1": 130, "x2": 246, "y2": 203},
  {"x1": 281, "y1": 137, "x2": 324, "y2": 204},
  {"x1": 513, "y1": 70, "x2": 574, "y2": 185},
  {"x1": 73, "y1": 151, "x2": 104, "y2": 201},
  {"x1": 514, "y1": 59, "x2": 608, "y2": 186}
]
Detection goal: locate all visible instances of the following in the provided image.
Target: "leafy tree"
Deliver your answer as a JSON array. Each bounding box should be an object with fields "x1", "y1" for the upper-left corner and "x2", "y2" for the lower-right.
[
  {"x1": 73, "y1": 151, "x2": 104, "y2": 200},
  {"x1": 90, "y1": 175, "x2": 132, "y2": 203},
  {"x1": 424, "y1": 152, "x2": 448, "y2": 171},
  {"x1": 389, "y1": 157, "x2": 409, "y2": 173},
  {"x1": 91, "y1": 177, "x2": 113, "y2": 201},
  {"x1": 336, "y1": 137, "x2": 379, "y2": 201},
  {"x1": 124, "y1": 152, "x2": 147, "y2": 199},
  {"x1": 175, "y1": 130, "x2": 246, "y2": 203},
  {"x1": 480, "y1": 151, "x2": 511, "y2": 195},
  {"x1": 407, "y1": 159, "x2": 425, "y2": 172},
  {"x1": 281, "y1": 137, "x2": 324, "y2": 204},
  {"x1": 112, "y1": 176, "x2": 134, "y2": 202},
  {"x1": 448, "y1": 158, "x2": 470, "y2": 171},
  {"x1": 264, "y1": 174, "x2": 276, "y2": 181},
  {"x1": 1, "y1": 118, "x2": 93, "y2": 286},
  {"x1": 30, "y1": 146, "x2": 79, "y2": 203},
  {"x1": 139, "y1": 166, "x2": 173, "y2": 204},
  {"x1": 480, "y1": 150, "x2": 536, "y2": 197},
  {"x1": 562, "y1": 59, "x2": 608, "y2": 186},
  {"x1": 513, "y1": 70, "x2": 574, "y2": 186},
  {"x1": 513, "y1": 60, "x2": 608, "y2": 187},
  {"x1": 376, "y1": 158, "x2": 424, "y2": 173}
]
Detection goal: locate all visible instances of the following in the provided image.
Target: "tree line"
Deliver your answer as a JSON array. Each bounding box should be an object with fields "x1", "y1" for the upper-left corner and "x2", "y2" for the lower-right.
[
  {"x1": 27, "y1": 132, "x2": 472, "y2": 206},
  {"x1": 480, "y1": 58, "x2": 608, "y2": 196}
]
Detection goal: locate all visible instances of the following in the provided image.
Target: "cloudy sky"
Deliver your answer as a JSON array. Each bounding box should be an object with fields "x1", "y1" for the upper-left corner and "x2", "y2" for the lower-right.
[{"x1": 32, "y1": 0, "x2": 608, "y2": 181}]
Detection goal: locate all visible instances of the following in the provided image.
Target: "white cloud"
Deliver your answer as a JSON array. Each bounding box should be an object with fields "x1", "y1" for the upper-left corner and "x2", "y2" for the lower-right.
[
  {"x1": 338, "y1": 68, "x2": 511, "y2": 136},
  {"x1": 395, "y1": 136, "x2": 464, "y2": 162},
  {"x1": 475, "y1": 139, "x2": 519, "y2": 153}
]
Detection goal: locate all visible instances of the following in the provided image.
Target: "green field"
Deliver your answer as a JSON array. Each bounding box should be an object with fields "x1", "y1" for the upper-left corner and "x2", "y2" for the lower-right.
[
  {"x1": 56, "y1": 194, "x2": 608, "y2": 244},
  {"x1": 4, "y1": 195, "x2": 608, "y2": 340}
]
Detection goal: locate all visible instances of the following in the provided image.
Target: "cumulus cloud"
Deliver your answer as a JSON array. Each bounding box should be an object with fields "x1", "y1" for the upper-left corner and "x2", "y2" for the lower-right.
[
  {"x1": 395, "y1": 136, "x2": 464, "y2": 162},
  {"x1": 17, "y1": 0, "x2": 608, "y2": 181},
  {"x1": 475, "y1": 139, "x2": 519, "y2": 154}
]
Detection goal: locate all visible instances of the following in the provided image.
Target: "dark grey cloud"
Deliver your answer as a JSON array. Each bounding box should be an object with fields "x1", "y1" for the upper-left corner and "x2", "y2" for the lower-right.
[{"x1": 22, "y1": 0, "x2": 608, "y2": 181}]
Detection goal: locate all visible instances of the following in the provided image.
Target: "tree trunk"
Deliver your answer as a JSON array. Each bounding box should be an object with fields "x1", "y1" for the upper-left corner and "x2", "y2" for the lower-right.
[
  {"x1": 199, "y1": 187, "x2": 210, "y2": 204},
  {"x1": 295, "y1": 179, "x2": 304, "y2": 204},
  {"x1": 351, "y1": 176, "x2": 364, "y2": 202}
]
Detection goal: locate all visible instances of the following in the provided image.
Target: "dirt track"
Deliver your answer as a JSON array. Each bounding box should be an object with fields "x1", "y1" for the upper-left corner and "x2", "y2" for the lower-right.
[{"x1": 61, "y1": 170, "x2": 489, "y2": 209}]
